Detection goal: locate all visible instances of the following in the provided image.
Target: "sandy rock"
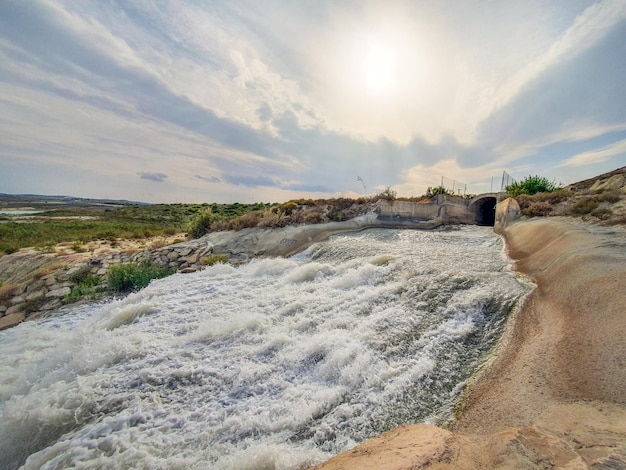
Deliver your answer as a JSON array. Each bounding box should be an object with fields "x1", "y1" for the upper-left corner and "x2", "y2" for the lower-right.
[
  {"x1": 9, "y1": 295, "x2": 25, "y2": 305},
  {"x1": 25, "y1": 280, "x2": 45, "y2": 293},
  {"x1": 5, "y1": 305, "x2": 21, "y2": 316},
  {"x1": 45, "y1": 286, "x2": 71, "y2": 298},
  {"x1": 310, "y1": 425, "x2": 459, "y2": 470},
  {"x1": 25, "y1": 289, "x2": 47, "y2": 301},
  {"x1": 179, "y1": 267, "x2": 197, "y2": 274},
  {"x1": 590, "y1": 174, "x2": 625, "y2": 192},
  {"x1": 0, "y1": 312, "x2": 26, "y2": 330},
  {"x1": 40, "y1": 298, "x2": 62, "y2": 311}
]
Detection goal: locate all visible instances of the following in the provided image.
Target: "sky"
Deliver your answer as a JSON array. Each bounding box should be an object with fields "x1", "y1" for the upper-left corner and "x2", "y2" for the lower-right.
[{"x1": 1, "y1": 0, "x2": 625, "y2": 203}]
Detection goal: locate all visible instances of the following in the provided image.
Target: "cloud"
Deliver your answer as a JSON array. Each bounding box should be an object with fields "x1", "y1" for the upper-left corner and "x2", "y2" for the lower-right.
[
  {"x1": 1, "y1": 1, "x2": 625, "y2": 202},
  {"x1": 221, "y1": 174, "x2": 278, "y2": 188},
  {"x1": 195, "y1": 175, "x2": 221, "y2": 183},
  {"x1": 138, "y1": 172, "x2": 168, "y2": 183},
  {"x1": 558, "y1": 138, "x2": 626, "y2": 168},
  {"x1": 458, "y1": 15, "x2": 626, "y2": 170}
]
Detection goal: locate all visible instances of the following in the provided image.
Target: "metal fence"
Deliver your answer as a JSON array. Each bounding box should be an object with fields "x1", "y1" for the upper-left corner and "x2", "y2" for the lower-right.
[
  {"x1": 440, "y1": 176, "x2": 468, "y2": 196},
  {"x1": 500, "y1": 171, "x2": 515, "y2": 192}
]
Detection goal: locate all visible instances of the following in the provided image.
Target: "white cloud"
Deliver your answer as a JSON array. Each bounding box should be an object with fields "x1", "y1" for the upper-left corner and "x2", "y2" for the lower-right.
[
  {"x1": 558, "y1": 139, "x2": 626, "y2": 167},
  {"x1": 480, "y1": 0, "x2": 626, "y2": 127}
]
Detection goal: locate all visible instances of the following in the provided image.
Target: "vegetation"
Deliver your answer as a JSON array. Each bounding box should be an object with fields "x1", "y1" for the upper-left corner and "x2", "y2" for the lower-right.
[
  {"x1": 200, "y1": 254, "x2": 229, "y2": 266},
  {"x1": 65, "y1": 275, "x2": 102, "y2": 302},
  {"x1": 425, "y1": 186, "x2": 453, "y2": 197},
  {"x1": 107, "y1": 262, "x2": 175, "y2": 293},
  {"x1": 0, "y1": 202, "x2": 271, "y2": 255},
  {"x1": 571, "y1": 197, "x2": 599, "y2": 215},
  {"x1": 378, "y1": 187, "x2": 397, "y2": 201},
  {"x1": 506, "y1": 175, "x2": 561, "y2": 196}
]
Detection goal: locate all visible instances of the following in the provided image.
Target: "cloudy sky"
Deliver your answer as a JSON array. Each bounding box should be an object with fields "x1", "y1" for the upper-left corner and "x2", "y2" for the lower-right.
[{"x1": 1, "y1": 0, "x2": 625, "y2": 203}]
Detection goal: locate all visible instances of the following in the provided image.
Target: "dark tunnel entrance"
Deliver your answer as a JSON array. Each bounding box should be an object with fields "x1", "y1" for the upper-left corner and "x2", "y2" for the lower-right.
[{"x1": 474, "y1": 197, "x2": 497, "y2": 226}]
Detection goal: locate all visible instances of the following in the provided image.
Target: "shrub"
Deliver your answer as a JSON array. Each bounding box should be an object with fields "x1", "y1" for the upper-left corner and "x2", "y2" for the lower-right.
[
  {"x1": 532, "y1": 189, "x2": 573, "y2": 204},
  {"x1": 21, "y1": 296, "x2": 47, "y2": 314},
  {"x1": 69, "y1": 265, "x2": 92, "y2": 284},
  {"x1": 425, "y1": 186, "x2": 453, "y2": 198},
  {"x1": 303, "y1": 211, "x2": 324, "y2": 224},
  {"x1": 188, "y1": 209, "x2": 222, "y2": 239},
  {"x1": 276, "y1": 201, "x2": 298, "y2": 216},
  {"x1": 257, "y1": 210, "x2": 287, "y2": 228},
  {"x1": 595, "y1": 190, "x2": 621, "y2": 204},
  {"x1": 71, "y1": 241, "x2": 85, "y2": 252},
  {"x1": 200, "y1": 254, "x2": 229, "y2": 266},
  {"x1": 514, "y1": 194, "x2": 533, "y2": 211},
  {"x1": 65, "y1": 275, "x2": 102, "y2": 302},
  {"x1": 571, "y1": 197, "x2": 598, "y2": 215},
  {"x1": 230, "y1": 211, "x2": 263, "y2": 230},
  {"x1": 523, "y1": 202, "x2": 553, "y2": 217},
  {"x1": 107, "y1": 262, "x2": 175, "y2": 293},
  {"x1": 506, "y1": 175, "x2": 560, "y2": 196},
  {"x1": 150, "y1": 239, "x2": 167, "y2": 249},
  {"x1": 591, "y1": 207, "x2": 613, "y2": 220},
  {"x1": 327, "y1": 207, "x2": 346, "y2": 221},
  {"x1": 378, "y1": 187, "x2": 397, "y2": 201},
  {"x1": 2, "y1": 245, "x2": 19, "y2": 255}
]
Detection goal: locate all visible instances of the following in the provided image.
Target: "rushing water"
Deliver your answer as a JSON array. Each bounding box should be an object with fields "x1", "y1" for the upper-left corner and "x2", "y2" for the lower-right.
[{"x1": 0, "y1": 227, "x2": 529, "y2": 470}]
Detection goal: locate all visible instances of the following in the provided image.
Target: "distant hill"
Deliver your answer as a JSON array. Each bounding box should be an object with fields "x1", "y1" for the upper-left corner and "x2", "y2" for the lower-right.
[{"x1": 0, "y1": 193, "x2": 149, "y2": 210}]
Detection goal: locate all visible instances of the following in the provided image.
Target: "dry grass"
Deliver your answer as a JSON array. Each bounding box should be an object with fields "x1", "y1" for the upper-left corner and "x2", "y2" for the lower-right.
[
  {"x1": 32, "y1": 263, "x2": 63, "y2": 279},
  {"x1": 0, "y1": 283, "x2": 21, "y2": 301}
]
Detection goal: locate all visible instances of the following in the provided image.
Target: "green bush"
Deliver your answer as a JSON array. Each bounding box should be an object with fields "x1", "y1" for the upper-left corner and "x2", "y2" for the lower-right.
[
  {"x1": 107, "y1": 262, "x2": 175, "y2": 293},
  {"x1": 506, "y1": 175, "x2": 560, "y2": 196},
  {"x1": 425, "y1": 186, "x2": 453, "y2": 198},
  {"x1": 187, "y1": 209, "x2": 222, "y2": 238},
  {"x1": 65, "y1": 275, "x2": 102, "y2": 302}
]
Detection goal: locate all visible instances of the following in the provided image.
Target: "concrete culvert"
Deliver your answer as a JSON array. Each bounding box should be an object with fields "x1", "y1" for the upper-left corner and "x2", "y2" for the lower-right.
[{"x1": 473, "y1": 197, "x2": 497, "y2": 226}]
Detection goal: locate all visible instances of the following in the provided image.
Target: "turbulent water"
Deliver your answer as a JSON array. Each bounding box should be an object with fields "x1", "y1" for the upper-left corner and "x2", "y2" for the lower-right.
[{"x1": 0, "y1": 227, "x2": 530, "y2": 470}]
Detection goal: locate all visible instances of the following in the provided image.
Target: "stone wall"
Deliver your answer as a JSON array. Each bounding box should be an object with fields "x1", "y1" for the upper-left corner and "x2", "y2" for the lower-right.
[
  {"x1": 0, "y1": 239, "x2": 215, "y2": 330},
  {"x1": 377, "y1": 196, "x2": 477, "y2": 224}
]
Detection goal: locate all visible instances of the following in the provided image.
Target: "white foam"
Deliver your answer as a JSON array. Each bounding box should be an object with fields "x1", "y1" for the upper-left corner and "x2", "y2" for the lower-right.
[{"x1": 0, "y1": 227, "x2": 530, "y2": 470}]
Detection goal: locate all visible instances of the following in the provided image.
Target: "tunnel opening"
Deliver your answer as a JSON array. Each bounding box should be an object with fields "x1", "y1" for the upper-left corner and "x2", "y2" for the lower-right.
[{"x1": 474, "y1": 197, "x2": 497, "y2": 226}]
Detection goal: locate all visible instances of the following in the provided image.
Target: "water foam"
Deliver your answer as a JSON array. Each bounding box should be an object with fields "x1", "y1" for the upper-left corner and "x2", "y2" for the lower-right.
[{"x1": 0, "y1": 227, "x2": 530, "y2": 469}]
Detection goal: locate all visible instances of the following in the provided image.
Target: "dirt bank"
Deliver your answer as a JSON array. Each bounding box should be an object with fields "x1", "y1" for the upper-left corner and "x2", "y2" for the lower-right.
[{"x1": 312, "y1": 217, "x2": 626, "y2": 469}]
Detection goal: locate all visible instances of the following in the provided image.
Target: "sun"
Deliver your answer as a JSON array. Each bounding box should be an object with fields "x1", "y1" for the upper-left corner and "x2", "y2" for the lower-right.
[{"x1": 361, "y1": 43, "x2": 397, "y2": 93}]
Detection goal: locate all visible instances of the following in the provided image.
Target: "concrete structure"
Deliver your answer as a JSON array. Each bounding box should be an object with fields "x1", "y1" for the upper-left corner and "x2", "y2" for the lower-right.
[{"x1": 376, "y1": 193, "x2": 503, "y2": 227}]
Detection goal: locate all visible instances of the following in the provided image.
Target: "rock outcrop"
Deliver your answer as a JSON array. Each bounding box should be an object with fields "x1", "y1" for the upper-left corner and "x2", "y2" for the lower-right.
[{"x1": 0, "y1": 238, "x2": 215, "y2": 329}]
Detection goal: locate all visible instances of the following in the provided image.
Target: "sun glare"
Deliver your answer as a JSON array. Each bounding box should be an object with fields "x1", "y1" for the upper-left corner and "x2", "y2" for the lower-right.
[{"x1": 361, "y1": 43, "x2": 397, "y2": 93}]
